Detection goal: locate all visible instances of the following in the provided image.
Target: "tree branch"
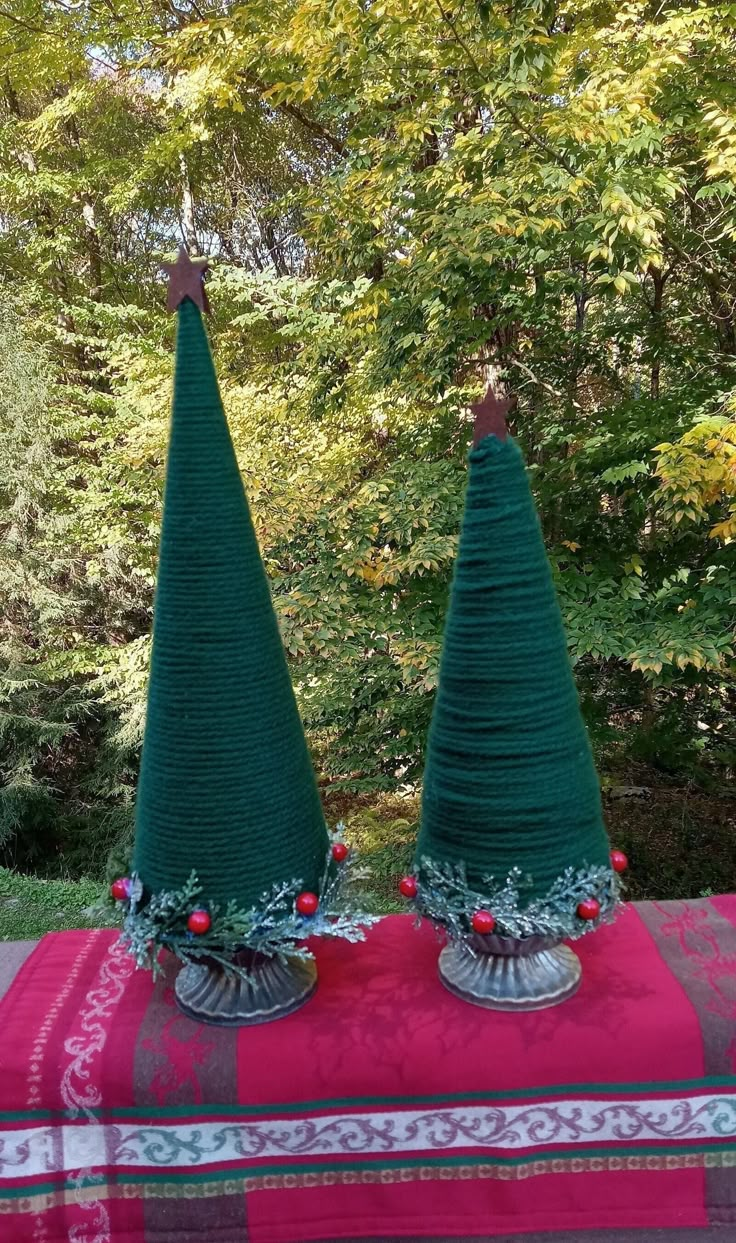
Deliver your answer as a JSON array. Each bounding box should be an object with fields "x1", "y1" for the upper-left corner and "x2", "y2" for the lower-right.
[
  {"x1": 497, "y1": 98, "x2": 578, "y2": 179},
  {"x1": 511, "y1": 357, "x2": 569, "y2": 401},
  {"x1": 433, "y1": 0, "x2": 579, "y2": 180},
  {"x1": 434, "y1": 0, "x2": 482, "y2": 75},
  {"x1": 464, "y1": 354, "x2": 568, "y2": 401},
  {"x1": 241, "y1": 73, "x2": 345, "y2": 156},
  {"x1": 0, "y1": 6, "x2": 56, "y2": 36},
  {"x1": 0, "y1": 7, "x2": 117, "y2": 69},
  {"x1": 278, "y1": 98, "x2": 345, "y2": 156}
]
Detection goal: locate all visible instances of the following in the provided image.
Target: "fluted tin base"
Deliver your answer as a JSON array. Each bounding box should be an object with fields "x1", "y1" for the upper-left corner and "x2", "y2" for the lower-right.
[
  {"x1": 439, "y1": 932, "x2": 581, "y2": 1012},
  {"x1": 175, "y1": 949, "x2": 317, "y2": 1026}
]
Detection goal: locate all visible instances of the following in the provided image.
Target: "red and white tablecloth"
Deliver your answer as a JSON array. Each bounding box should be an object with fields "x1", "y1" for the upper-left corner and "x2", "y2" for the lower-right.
[{"x1": 0, "y1": 899, "x2": 735, "y2": 1242}]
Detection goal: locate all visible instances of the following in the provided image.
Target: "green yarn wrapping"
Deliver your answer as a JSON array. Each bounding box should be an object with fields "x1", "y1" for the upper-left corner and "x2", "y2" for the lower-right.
[
  {"x1": 416, "y1": 433, "x2": 610, "y2": 903},
  {"x1": 133, "y1": 298, "x2": 329, "y2": 908}
]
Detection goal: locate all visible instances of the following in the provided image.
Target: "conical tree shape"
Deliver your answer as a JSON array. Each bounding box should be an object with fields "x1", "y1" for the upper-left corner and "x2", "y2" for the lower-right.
[
  {"x1": 133, "y1": 297, "x2": 328, "y2": 908},
  {"x1": 416, "y1": 432, "x2": 610, "y2": 902}
]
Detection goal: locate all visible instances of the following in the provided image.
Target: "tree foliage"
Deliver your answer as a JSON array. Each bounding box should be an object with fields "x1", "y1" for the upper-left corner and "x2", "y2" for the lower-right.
[{"x1": 0, "y1": 0, "x2": 735, "y2": 874}]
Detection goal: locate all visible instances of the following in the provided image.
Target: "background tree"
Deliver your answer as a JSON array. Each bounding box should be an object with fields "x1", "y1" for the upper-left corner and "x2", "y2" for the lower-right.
[{"x1": 0, "y1": 0, "x2": 734, "y2": 896}]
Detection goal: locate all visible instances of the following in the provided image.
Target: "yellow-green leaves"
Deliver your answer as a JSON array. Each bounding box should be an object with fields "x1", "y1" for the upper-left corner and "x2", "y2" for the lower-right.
[{"x1": 654, "y1": 420, "x2": 736, "y2": 539}]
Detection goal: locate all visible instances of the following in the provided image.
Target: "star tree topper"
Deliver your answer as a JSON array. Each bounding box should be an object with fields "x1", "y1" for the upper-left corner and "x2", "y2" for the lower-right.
[
  {"x1": 162, "y1": 246, "x2": 210, "y2": 314},
  {"x1": 471, "y1": 385, "x2": 514, "y2": 446}
]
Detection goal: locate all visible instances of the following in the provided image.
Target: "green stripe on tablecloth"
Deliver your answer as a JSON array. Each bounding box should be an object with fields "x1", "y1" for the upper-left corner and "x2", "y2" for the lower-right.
[
  {"x1": 1, "y1": 1142, "x2": 735, "y2": 1201},
  {"x1": 1, "y1": 1074, "x2": 734, "y2": 1124}
]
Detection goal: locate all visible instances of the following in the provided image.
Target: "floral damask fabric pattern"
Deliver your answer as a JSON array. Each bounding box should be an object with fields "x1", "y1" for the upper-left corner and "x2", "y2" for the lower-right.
[
  {"x1": 636, "y1": 898, "x2": 736, "y2": 1224},
  {"x1": 2, "y1": 906, "x2": 736, "y2": 1242},
  {"x1": 648, "y1": 900, "x2": 736, "y2": 1073},
  {"x1": 59, "y1": 934, "x2": 136, "y2": 1243}
]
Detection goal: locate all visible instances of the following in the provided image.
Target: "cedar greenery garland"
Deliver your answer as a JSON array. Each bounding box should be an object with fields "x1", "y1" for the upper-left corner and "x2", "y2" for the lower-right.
[
  {"x1": 409, "y1": 857, "x2": 622, "y2": 944},
  {"x1": 133, "y1": 266, "x2": 329, "y2": 914},
  {"x1": 120, "y1": 836, "x2": 377, "y2": 979},
  {"x1": 415, "y1": 402, "x2": 615, "y2": 938}
]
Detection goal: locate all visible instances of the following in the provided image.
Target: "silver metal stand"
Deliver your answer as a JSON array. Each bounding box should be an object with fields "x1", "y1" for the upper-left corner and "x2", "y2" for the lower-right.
[
  {"x1": 439, "y1": 931, "x2": 581, "y2": 1012},
  {"x1": 174, "y1": 949, "x2": 317, "y2": 1025}
]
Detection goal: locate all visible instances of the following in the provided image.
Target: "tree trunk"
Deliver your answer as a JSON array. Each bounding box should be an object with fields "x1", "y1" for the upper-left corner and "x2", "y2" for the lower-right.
[
  {"x1": 179, "y1": 153, "x2": 199, "y2": 253},
  {"x1": 706, "y1": 280, "x2": 736, "y2": 356},
  {"x1": 81, "y1": 194, "x2": 103, "y2": 301},
  {"x1": 63, "y1": 113, "x2": 105, "y2": 304},
  {"x1": 263, "y1": 219, "x2": 288, "y2": 277},
  {"x1": 650, "y1": 266, "x2": 663, "y2": 400}
]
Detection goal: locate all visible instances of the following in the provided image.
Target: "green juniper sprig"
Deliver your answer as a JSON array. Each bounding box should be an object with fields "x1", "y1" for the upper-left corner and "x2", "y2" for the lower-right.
[
  {"x1": 410, "y1": 856, "x2": 623, "y2": 944},
  {"x1": 118, "y1": 827, "x2": 378, "y2": 979}
]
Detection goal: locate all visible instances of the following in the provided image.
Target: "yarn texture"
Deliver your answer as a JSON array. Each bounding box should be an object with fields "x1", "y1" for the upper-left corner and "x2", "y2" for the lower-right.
[
  {"x1": 133, "y1": 298, "x2": 329, "y2": 907},
  {"x1": 416, "y1": 433, "x2": 610, "y2": 901}
]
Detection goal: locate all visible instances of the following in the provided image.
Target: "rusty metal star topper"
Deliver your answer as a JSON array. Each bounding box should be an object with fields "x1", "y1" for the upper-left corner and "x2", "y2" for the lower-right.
[
  {"x1": 162, "y1": 246, "x2": 210, "y2": 314},
  {"x1": 470, "y1": 384, "x2": 514, "y2": 446}
]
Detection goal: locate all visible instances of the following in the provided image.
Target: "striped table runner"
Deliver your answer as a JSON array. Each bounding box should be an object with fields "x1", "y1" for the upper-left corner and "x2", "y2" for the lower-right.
[{"x1": 0, "y1": 901, "x2": 734, "y2": 1242}]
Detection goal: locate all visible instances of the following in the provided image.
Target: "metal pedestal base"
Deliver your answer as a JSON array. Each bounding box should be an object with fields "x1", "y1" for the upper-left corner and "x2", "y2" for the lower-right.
[
  {"x1": 439, "y1": 932, "x2": 581, "y2": 1012},
  {"x1": 174, "y1": 950, "x2": 317, "y2": 1026}
]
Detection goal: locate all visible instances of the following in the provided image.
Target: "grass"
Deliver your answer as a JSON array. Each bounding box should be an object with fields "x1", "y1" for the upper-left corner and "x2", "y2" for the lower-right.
[
  {"x1": 324, "y1": 789, "x2": 419, "y2": 913},
  {"x1": 0, "y1": 792, "x2": 419, "y2": 941},
  {"x1": 1, "y1": 770, "x2": 732, "y2": 941},
  {"x1": 0, "y1": 868, "x2": 104, "y2": 941}
]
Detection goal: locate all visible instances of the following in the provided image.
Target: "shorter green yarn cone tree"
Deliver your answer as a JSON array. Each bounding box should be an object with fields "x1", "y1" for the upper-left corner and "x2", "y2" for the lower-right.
[
  {"x1": 113, "y1": 252, "x2": 375, "y2": 985},
  {"x1": 410, "y1": 390, "x2": 622, "y2": 942}
]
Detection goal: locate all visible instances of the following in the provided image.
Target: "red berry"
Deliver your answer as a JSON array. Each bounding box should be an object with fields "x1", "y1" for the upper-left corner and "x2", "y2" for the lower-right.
[
  {"x1": 610, "y1": 849, "x2": 629, "y2": 873},
  {"x1": 111, "y1": 877, "x2": 130, "y2": 902},
  {"x1": 577, "y1": 897, "x2": 601, "y2": 921},
  {"x1": 332, "y1": 842, "x2": 349, "y2": 863},
  {"x1": 296, "y1": 891, "x2": 319, "y2": 916},
  {"x1": 187, "y1": 909, "x2": 211, "y2": 935},
  {"x1": 398, "y1": 876, "x2": 418, "y2": 899},
  {"x1": 471, "y1": 909, "x2": 496, "y2": 935}
]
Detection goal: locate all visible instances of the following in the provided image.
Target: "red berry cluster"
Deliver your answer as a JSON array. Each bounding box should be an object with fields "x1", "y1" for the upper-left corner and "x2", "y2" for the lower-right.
[
  {"x1": 116, "y1": 845, "x2": 630, "y2": 948},
  {"x1": 575, "y1": 849, "x2": 628, "y2": 922},
  {"x1": 398, "y1": 877, "x2": 497, "y2": 935}
]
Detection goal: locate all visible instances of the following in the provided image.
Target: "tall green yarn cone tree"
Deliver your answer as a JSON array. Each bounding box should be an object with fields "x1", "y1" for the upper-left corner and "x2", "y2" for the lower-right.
[
  {"x1": 117, "y1": 251, "x2": 375, "y2": 1023},
  {"x1": 132, "y1": 252, "x2": 329, "y2": 910},
  {"x1": 412, "y1": 388, "x2": 620, "y2": 945}
]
